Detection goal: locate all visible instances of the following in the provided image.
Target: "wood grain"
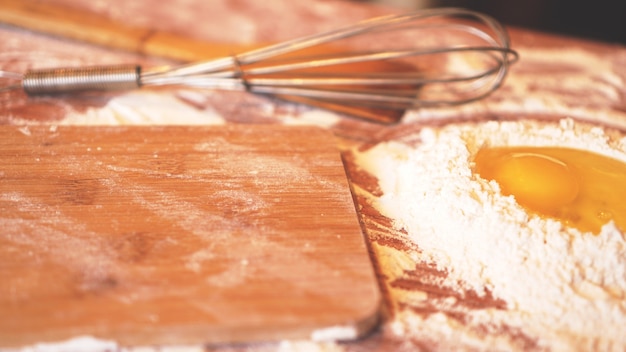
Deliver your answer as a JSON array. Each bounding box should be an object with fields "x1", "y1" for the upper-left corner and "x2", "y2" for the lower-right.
[
  {"x1": 0, "y1": 0, "x2": 408, "y2": 123},
  {"x1": 0, "y1": 0, "x2": 261, "y2": 61},
  {"x1": 0, "y1": 125, "x2": 381, "y2": 348}
]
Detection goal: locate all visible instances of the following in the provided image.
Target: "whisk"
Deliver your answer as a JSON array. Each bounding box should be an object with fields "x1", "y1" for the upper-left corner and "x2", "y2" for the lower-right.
[{"x1": 0, "y1": 7, "x2": 518, "y2": 118}]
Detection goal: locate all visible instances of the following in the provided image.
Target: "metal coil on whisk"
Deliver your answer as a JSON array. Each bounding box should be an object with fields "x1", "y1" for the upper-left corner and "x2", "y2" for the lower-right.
[
  {"x1": 21, "y1": 65, "x2": 141, "y2": 94},
  {"x1": 1, "y1": 8, "x2": 518, "y2": 116}
]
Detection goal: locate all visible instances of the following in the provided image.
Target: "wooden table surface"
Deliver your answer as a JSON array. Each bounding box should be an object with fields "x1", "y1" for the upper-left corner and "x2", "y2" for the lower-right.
[{"x1": 1, "y1": 0, "x2": 625, "y2": 351}]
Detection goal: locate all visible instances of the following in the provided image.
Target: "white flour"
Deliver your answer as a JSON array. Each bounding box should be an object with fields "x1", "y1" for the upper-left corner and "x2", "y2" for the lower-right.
[{"x1": 354, "y1": 118, "x2": 626, "y2": 350}]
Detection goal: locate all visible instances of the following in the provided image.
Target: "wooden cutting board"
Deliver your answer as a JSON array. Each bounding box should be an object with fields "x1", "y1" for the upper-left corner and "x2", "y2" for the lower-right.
[{"x1": 0, "y1": 125, "x2": 380, "y2": 348}]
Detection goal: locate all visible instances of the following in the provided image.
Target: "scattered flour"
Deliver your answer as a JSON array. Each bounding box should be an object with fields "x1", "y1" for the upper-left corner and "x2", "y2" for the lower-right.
[
  {"x1": 354, "y1": 118, "x2": 626, "y2": 350},
  {"x1": 11, "y1": 336, "x2": 117, "y2": 352},
  {"x1": 61, "y1": 91, "x2": 225, "y2": 126}
]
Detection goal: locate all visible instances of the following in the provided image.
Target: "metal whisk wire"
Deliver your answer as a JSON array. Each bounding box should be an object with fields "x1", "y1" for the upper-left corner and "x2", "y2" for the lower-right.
[
  {"x1": 140, "y1": 7, "x2": 517, "y2": 108},
  {"x1": 1, "y1": 8, "x2": 518, "y2": 111}
]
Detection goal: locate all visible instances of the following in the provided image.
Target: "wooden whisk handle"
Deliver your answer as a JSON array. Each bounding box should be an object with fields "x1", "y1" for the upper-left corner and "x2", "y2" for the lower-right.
[{"x1": 22, "y1": 64, "x2": 141, "y2": 95}]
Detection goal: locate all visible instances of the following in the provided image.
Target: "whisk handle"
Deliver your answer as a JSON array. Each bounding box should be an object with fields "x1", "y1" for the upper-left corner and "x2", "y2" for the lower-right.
[{"x1": 22, "y1": 64, "x2": 141, "y2": 95}]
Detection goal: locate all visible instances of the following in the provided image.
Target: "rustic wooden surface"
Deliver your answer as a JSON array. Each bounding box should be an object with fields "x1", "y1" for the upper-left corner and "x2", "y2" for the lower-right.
[
  {"x1": 0, "y1": 125, "x2": 380, "y2": 347},
  {"x1": 0, "y1": 0, "x2": 264, "y2": 62},
  {"x1": 0, "y1": 0, "x2": 407, "y2": 123},
  {"x1": 1, "y1": 0, "x2": 625, "y2": 350}
]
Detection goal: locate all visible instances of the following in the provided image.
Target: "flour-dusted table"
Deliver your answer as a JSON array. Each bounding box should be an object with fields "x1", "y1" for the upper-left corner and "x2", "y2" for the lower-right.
[{"x1": 1, "y1": 0, "x2": 625, "y2": 350}]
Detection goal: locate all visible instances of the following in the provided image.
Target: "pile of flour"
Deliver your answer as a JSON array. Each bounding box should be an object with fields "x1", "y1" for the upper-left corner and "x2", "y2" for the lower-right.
[{"x1": 354, "y1": 118, "x2": 626, "y2": 350}]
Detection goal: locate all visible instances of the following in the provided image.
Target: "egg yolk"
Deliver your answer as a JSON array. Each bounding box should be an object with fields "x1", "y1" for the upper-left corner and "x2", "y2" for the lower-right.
[{"x1": 474, "y1": 146, "x2": 626, "y2": 234}]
